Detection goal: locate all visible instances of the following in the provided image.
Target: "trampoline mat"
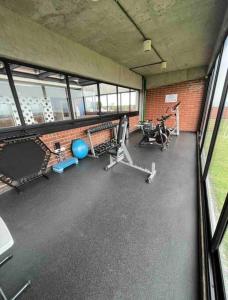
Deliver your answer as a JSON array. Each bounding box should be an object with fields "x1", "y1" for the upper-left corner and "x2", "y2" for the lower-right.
[{"x1": 0, "y1": 140, "x2": 46, "y2": 181}]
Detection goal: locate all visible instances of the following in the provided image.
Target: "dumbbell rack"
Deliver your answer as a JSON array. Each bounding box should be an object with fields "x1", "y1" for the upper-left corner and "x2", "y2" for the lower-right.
[{"x1": 86, "y1": 122, "x2": 117, "y2": 158}]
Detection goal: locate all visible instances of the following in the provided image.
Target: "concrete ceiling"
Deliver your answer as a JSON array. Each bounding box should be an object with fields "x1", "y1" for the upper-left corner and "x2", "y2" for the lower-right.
[{"x1": 0, "y1": 0, "x2": 226, "y2": 77}]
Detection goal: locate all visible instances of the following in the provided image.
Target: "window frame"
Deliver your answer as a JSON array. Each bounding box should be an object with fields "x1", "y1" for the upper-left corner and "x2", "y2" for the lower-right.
[
  {"x1": 0, "y1": 58, "x2": 139, "y2": 138},
  {"x1": 198, "y1": 35, "x2": 228, "y2": 300},
  {"x1": 99, "y1": 82, "x2": 118, "y2": 114},
  {"x1": 202, "y1": 70, "x2": 228, "y2": 179},
  {"x1": 198, "y1": 138, "x2": 228, "y2": 300},
  {"x1": 200, "y1": 50, "x2": 223, "y2": 152}
]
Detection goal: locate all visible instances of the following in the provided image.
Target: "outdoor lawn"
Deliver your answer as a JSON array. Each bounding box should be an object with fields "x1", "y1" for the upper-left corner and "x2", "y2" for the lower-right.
[
  {"x1": 208, "y1": 119, "x2": 228, "y2": 212},
  {"x1": 203, "y1": 118, "x2": 228, "y2": 284}
]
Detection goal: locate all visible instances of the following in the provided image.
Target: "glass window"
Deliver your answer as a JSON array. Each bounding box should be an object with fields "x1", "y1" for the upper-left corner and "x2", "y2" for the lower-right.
[
  {"x1": 219, "y1": 228, "x2": 228, "y2": 298},
  {"x1": 100, "y1": 83, "x2": 117, "y2": 113},
  {"x1": 118, "y1": 87, "x2": 130, "y2": 112},
  {"x1": 45, "y1": 86, "x2": 71, "y2": 122},
  {"x1": 130, "y1": 89, "x2": 139, "y2": 111},
  {"x1": 69, "y1": 77, "x2": 99, "y2": 119},
  {"x1": 206, "y1": 91, "x2": 228, "y2": 233},
  {"x1": 0, "y1": 62, "x2": 21, "y2": 128},
  {"x1": 30, "y1": 103, "x2": 45, "y2": 124},
  {"x1": 202, "y1": 37, "x2": 228, "y2": 166},
  {"x1": 1, "y1": 62, "x2": 139, "y2": 128},
  {"x1": 69, "y1": 79, "x2": 86, "y2": 119},
  {"x1": 12, "y1": 65, "x2": 71, "y2": 125},
  {"x1": 82, "y1": 84, "x2": 99, "y2": 116},
  {"x1": 200, "y1": 56, "x2": 220, "y2": 146},
  {"x1": 100, "y1": 94, "x2": 108, "y2": 113}
]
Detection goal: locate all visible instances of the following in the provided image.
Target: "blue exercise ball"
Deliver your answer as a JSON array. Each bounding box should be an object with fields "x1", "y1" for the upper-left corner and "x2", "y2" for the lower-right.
[{"x1": 72, "y1": 139, "x2": 88, "y2": 159}]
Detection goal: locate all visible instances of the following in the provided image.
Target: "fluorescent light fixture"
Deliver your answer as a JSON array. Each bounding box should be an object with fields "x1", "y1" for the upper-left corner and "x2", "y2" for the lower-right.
[
  {"x1": 143, "y1": 40, "x2": 152, "y2": 52},
  {"x1": 161, "y1": 61, "x2": 167, "y2": 69}
]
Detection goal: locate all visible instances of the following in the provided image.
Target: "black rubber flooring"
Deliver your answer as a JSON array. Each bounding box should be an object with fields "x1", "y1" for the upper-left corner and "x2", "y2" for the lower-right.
[{"x1": 0, "y1": 132, "x2": 198, "y2": 299}]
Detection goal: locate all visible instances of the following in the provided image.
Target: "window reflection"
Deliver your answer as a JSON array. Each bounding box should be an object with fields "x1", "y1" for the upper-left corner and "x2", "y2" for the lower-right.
[
  {"x1": 83, "y1": 84, "x2": 99, "y2": 115},
  {"x1": 13, "y1": 66, "x2": 70, "y2": 125},
  {"x1": 0, "y1": 62, "x2": 21, "y2": 128},
  {"x1": 130, "y1": 89, "x2": 139, "y2": 111},
  {"x1": 202, "y1": 37, "x2": 228, "y2": 166},
  {"x1": 0, "y1": 62, "x2": 139, "y2": 129},
  {"x1": 206, "y1": 92, "x2": 228, "y2": 232},
  {"x1": 219, "y1": 228, "x2": 228, "y2": 298},
  {"x1": 100, "y1": 83, "x2": 117, "y2": 113},
  {"x1": 118, "y1": 87, "x2": 130, "y2": 112}
]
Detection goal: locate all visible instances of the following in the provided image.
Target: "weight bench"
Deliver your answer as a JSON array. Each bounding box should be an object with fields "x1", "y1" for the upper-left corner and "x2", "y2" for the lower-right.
[
  {"x1": 105, "y1": 115, "x2": 156, "y2": 183},
  {"x1": 0, "y1": 217, "x2": 31, "y2": 300}
]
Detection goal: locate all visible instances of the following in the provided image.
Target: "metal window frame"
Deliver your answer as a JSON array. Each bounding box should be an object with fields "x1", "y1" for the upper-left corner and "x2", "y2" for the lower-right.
[
  {"x1": 198, "y1": 138, "x2": 228, "y2": 300},
  {"x1": 202, "y1": 70, "x2": 228, "y2": 179},
  {"x1": 210, "y1": 194, "x2": 228, "y2": 300},
  {"x1": 1, "y1": 57, "x2": 140, "y2": 91},
  {"x1": 211, "y1": 194, "x2": 228, "y2": 253},
  {"x1": 97, "y1": 82, "x2": 101, "y2": 115},
  {"x1": 197, "y1": 134, "x2": 211, "y2": 299},
  {"x1": 199, "y1": 74, "x2": 211, "y2": 136},
  {"x1": 116, "y1": 86, "x2": 119, "y2": 113},
  {"x1": 198, "y1": 34, "x2": 228, "y2": 300},
  {"x1": 200, "y1": 49, "x2": 223, "y2": 153},
  {"x1": 0, "y1": 58, "x2": 139, "y2": 138},
  {"x1": 203, "y1": 179, "x2": 227, "y2": 300},
  {"x1": 4, "y1": 61, "x2": 26, "y2": 127},
  {"x1": 65, "y1": 75, "x2": 74, "y2": 120},
  {"x1": 207, "y1": 29, "x2": 228, "y2": 76},
  {"x1": 129, "y1": 88, "x2": 131, "y2": 112}
]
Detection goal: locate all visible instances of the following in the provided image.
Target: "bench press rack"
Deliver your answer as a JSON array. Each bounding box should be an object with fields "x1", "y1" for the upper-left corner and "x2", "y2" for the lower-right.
[
  {"x1": 86, "y1": 122, "x2": 118, "y2": 158},
  {"x1": 104, "y1": 115, "x2": 156, "y2": 183}
]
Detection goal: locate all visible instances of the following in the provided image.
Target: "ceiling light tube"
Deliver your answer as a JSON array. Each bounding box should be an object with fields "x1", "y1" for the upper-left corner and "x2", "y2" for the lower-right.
[
  {"x1": 143, "y1": 40, "x2": 152, "y2": 52},
  {"x1": 161, "y1": 61, "x2": 167, "y2": 69}
]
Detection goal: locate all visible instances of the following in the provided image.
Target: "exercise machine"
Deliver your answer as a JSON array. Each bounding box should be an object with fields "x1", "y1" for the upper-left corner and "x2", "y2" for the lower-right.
[
  {"x1": 157, "y1": 114, "x2": 173, "y2": 143},
  {"x1": 165, "y1": 101, "x2": 181, "y2": 135},
  {"x1": 86, "y1": 122, "x2": 118, "y2": 158},
  {"x1": 104, "y1": 115, "x2": 156, "y2": 183},
  {"x1": 138, "y1": 118, "x2": 169, "y2": 151}
]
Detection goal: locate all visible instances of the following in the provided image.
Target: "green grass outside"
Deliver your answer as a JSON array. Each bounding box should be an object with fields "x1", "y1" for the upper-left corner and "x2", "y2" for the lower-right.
[
  {"x1": 203, "y1": 118, "x2": 228, "y2": 286},
  {"x1": 207, "y1": 119, "x2": 228, "y2": 210}
]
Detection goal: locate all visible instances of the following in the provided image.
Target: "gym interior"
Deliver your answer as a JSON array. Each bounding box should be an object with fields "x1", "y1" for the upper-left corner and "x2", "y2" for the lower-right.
[{"x1": 0, "y1": 1, "x2": 227, "y2": 299}]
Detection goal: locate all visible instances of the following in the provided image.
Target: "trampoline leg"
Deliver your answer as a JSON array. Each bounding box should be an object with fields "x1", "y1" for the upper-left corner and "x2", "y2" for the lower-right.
[
  {"x1": 0, "y1": 288, "x2": 7, "y2": 300},
  {"x1": 0, "y1": 255, "x2": 13, "y2": 268},
  {"x1": 0, "y1": 281, "x2": 31, "y2": 300},
  {"x1": 42, "y1": 174, "x2": 49, "y2": 180},
  {"x1": 14, "y1": 186, "x2": 21, "y2": 194},
  {"x1": 0, "y1": 177, "x2": 21, "y2": 193},
  {"x1": 10, "y1": 281, "x2": 31, "y2": 300}
]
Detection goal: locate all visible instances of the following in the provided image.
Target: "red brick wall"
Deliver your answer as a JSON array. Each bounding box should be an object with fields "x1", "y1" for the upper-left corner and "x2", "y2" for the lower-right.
[
  {"x1": 42, "y1": 115, "x2": 139, "y2": 167},
  {"x1": 146, "y1": 79, "x2": 205, "y2": 132},
  {"x1": 0, "y1": 115, "x2": 139, "y2": 193}
]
